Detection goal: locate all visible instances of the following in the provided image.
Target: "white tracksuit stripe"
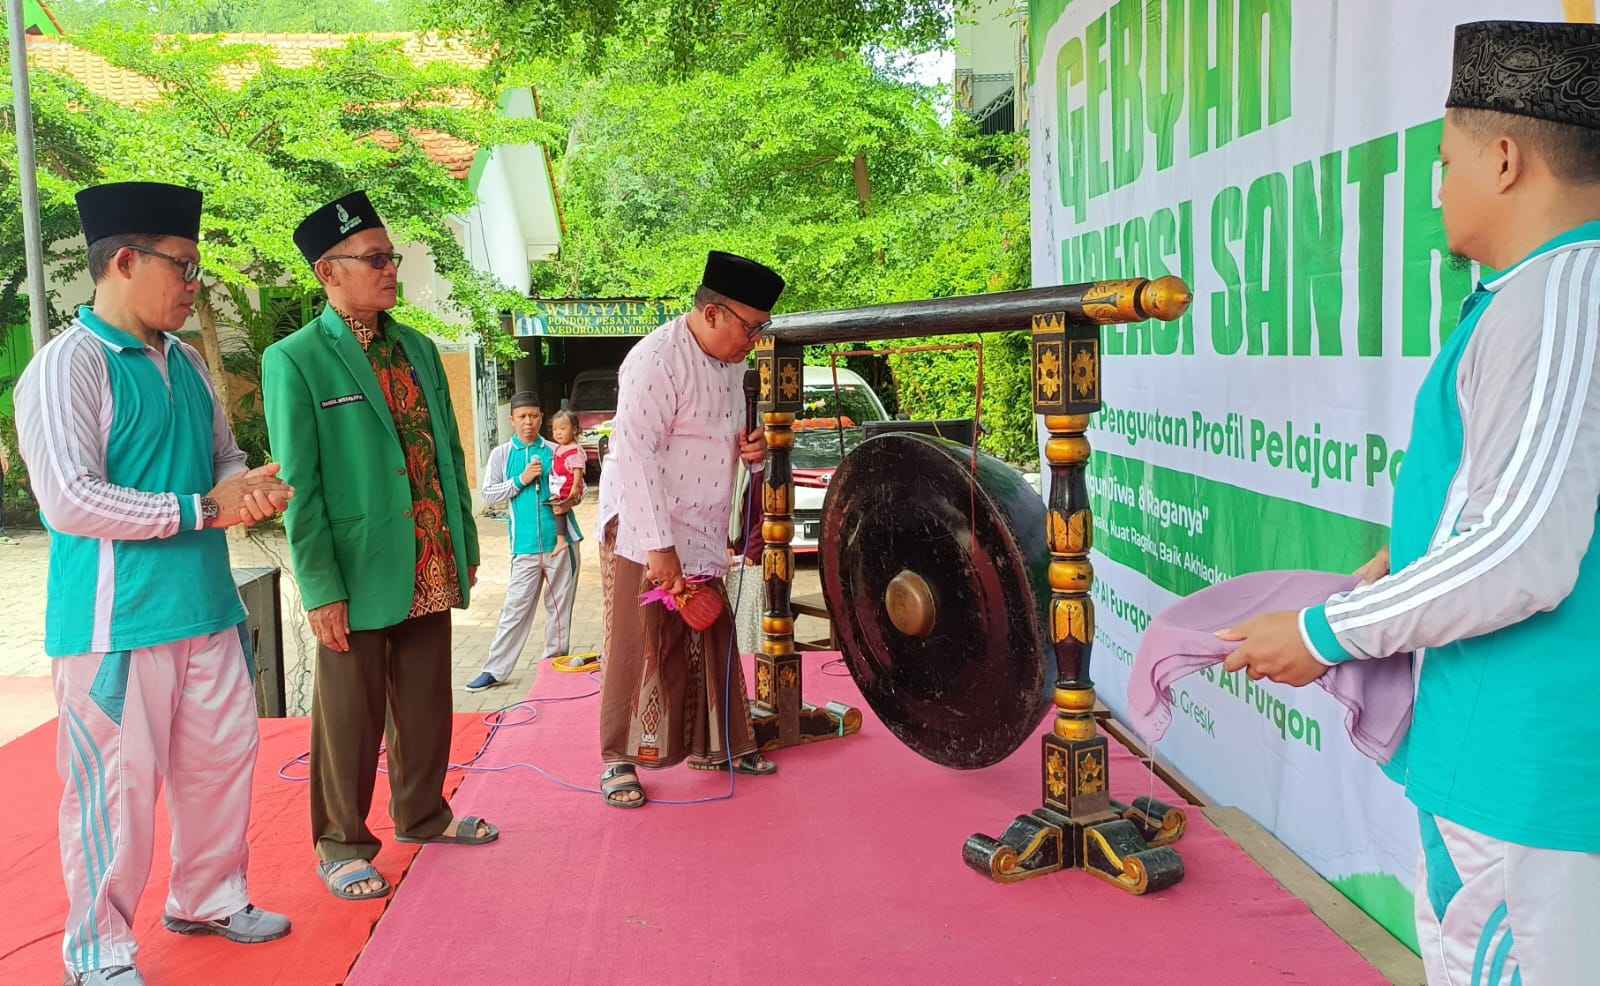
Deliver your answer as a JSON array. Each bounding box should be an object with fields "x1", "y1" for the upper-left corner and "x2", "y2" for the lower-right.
[
  {"x1": 1328, "y1": 249, "x2": 1599, "y2": 631},
  {"x1": 1328, "y1": 249, "x2": 1578, "y2": 620}
]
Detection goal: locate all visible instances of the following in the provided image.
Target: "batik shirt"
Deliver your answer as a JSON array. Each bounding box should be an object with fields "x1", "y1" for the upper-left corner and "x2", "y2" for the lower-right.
[{"x1": 339, "y1": 307, "x2": 460, "y2": 617}]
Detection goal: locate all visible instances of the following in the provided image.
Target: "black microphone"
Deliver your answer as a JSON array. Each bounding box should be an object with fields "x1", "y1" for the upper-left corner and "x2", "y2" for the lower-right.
[
  {"x1": 739, "y1": 367, "x2": 764, "y2": 561},
  {"x1": 742, "y1": 367, "x2": 761, "y2": 434}
]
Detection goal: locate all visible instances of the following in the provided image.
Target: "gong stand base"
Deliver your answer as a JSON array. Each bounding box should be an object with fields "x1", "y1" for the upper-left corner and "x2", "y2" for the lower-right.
[
  {"x1": 750, "y1": 699, "x2": 864, "y2": 751},
  {"x1": 962, "y1": 732, "x2": 1187, "y2": 894}
]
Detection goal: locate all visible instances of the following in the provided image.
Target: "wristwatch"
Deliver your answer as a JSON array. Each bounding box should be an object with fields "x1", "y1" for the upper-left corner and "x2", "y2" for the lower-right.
[{"x1": 200, "y1": 496, "x2": 220, "y2": 528}]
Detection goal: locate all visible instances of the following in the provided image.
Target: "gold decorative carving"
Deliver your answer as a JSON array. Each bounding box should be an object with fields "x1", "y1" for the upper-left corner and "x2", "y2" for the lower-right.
[
  {"x1": 1056, "y1": 716, "x2": 1096, "y2": 741},
  {"x1": 1079, "y1": 279, "x2": 1143, "y2": 323},
  {"x1": 764, "y1": 549, "x2": 791, "y2": 582},
  {"x1": 762, "y1": 483, "x2": 791, "y2": 515},
  {"x1": 986, "y1": 827, "x2": 1060, "y2": 883},
  {"x1": 1075, "y1": 748, "x2": 1106, "y2": 796},
  {"x1": 1083, "y1": 828, "x2": 1151, "y2": 894},
  {"x1": 1052, "y1": 598, "x2": 1093, "y2": 645},
  {"x1": 1047, "y1": 511, "x2": 1069, "y2": 552},
  {"x1": 756, "y1": 663, "x2": 772, "y2": 702},
  {"x1": 758, "y1": 361, "x2": 772, "y2": 401},
  {"x1": 1070, "y1": 344, "x2": 1098, "y2": 400},
  {"x1": 1031, "y1": 311, "x2": 1065, "y2": 336},
  {"x1": 1036, "y1": 344, "x2": 1063, "y2": 400},
  {"x1": 779, "y1": 361, "x2": 801, "y2": 400},
  {"x1": 1066, "y1": 510, "x2": 1090, "y2": 553},
  {"x1": 778, "y1": 665, "x2": 798, "y2": 690},
  {"x1": 1046, "y1": 747, "x2": 1068, "y2": 800},
  {"x1": 1150, "y1": 808, "x2": 1187, "y2": 847}
]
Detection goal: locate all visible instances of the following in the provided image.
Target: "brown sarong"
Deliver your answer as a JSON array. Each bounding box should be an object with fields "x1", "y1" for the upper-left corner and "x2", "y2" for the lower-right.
[{"x1": 599, "y1": 519, "x2": 758, "y2": 768}]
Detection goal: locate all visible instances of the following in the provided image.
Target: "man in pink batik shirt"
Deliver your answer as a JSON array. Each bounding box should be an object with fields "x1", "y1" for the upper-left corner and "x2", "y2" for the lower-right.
[{"x1": 595, "y1": 251, "x2": 781, "y2": 808}]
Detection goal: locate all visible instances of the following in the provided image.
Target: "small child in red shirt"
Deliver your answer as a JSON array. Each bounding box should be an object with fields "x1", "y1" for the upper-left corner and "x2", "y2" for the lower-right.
[{"x1": 548, "y1": 409, "x2": 587, "y2": 551}]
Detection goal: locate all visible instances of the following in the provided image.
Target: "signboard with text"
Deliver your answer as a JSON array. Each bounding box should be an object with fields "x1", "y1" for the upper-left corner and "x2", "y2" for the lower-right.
[
  {"x1": 515, "y1": 299, "x2": 673, "y2": 337},
  {"x1": 1028, "y1": 0, "x2": 1583, "y2": 949}
]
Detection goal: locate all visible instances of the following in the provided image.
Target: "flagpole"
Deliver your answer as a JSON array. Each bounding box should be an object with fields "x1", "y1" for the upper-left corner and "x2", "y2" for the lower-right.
[{"x1": 8, "y1": 0, "x2": 50, "y2": 350}]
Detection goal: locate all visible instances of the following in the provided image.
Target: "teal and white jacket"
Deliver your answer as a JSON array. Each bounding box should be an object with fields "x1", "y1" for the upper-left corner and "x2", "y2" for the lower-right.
[
  {"x1": 14, "y1": 308, "x2": 248, "y2": 657},
  {"x1": 480, "y1": 436, "x2": 583, "y2": 556},
  {"x1": 1300, "y1": 222, "x2": 1600, "y2": 851}
]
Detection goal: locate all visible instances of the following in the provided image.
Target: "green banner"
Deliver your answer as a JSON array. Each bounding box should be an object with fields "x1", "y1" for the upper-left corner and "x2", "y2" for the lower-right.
[
  {"x1": 517, "y1": 299, "x2": 673, "y2": 337},
  {"x1": 1086, "y1": 449, "x2": 1388, "y2": 597}
]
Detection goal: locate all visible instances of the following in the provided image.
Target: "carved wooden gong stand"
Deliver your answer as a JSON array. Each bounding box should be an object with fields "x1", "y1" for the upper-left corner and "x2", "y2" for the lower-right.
[{"x1": 756, "y1": 277, "x2": 1194, "y2": 894}]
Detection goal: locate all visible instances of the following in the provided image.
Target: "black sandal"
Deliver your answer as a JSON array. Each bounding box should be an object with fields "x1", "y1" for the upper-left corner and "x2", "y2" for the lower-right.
[
  {"x1": 688, "y1": 753, "x2": 778, "y2": 776},
  {"x1": 601, "y1": 764, "x2": 647, "y2": 808}
]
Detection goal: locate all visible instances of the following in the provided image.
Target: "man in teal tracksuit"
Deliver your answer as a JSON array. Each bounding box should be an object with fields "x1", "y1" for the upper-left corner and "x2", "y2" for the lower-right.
[
  {"x1": 1220, "y1": 21, "x2": 1600, "y2": 986},
  {"x1": 465, "y1": 392, "x2": 585, "y2": 692},
  {"x1": 17, "y1": 182, "x2": 294, "y2": 986}
]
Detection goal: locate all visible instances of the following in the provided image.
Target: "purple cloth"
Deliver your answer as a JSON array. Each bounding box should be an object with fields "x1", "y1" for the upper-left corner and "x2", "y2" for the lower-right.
[{"x1": 1126, "y1": 570, "x2": 1414, "y2": 764}]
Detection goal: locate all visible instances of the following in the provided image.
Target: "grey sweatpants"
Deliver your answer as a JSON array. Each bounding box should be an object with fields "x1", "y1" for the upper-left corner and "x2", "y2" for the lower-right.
[{"x1": 480, "y1": 548, "x2": 580, "y2": 681}]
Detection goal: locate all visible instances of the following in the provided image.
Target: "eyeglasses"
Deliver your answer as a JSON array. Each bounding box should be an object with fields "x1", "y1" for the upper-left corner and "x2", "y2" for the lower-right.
[
  {"x1": 126, "y1": 245, "x2": 202, "y2": 284},
  {"x1": 717, "y1": 303, "x2": 770, "y2": 341},
  {"x1": 323, "y1": 252, "x2": 404, "y2": 271}
]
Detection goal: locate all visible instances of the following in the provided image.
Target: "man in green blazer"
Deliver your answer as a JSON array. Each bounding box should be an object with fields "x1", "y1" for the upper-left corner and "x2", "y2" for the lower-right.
[{"x1": 262, "y1": 191, "x2": 494, "y2": 902}]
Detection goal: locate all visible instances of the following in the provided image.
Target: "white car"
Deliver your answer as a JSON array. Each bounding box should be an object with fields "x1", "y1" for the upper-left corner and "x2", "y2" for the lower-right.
[{"x1": 787, "y1": 365, "x2": 891, "y2": 554}]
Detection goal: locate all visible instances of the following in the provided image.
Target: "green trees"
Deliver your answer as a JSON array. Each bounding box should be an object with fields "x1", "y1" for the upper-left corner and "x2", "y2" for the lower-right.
[
  {"x1": 419, "y1": 0, "x2": 1036, "y2": 462},
  {"x1": 48, "y1": 0, "x2": 419, "y2": 34},
  {"x1": 0, "y1": 25, "x2": 552, "y2": 472},
  {"x1": 497, "y1": 44, "x2": 1036, "y2": 462},
  {"x1": 419, "y1": 0, "x2": 958, "y2": 78},
  {"x1": 2, "y1": 1, "x2": 1038, "y2": 467},
  {"x1": 1, "y1": 28, "x2": 550, "y2": 341}
]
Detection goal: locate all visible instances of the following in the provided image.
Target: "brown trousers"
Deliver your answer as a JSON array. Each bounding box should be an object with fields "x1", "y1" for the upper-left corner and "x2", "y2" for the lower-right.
[
  {"x1": 599, "y1": 520, "x2": 757, "y2": 768},
  {"x1": 309, "y1": 611, "x2": 455, "y2": 862}
]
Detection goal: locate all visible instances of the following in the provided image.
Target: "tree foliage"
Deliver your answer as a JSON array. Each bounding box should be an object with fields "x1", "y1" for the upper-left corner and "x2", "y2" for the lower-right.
[
  {"x1": 421, "y1": 0, "x2": 964, "y2": 79},
  {"x1": 518, "y1": 44, "x2": 1035, "y2": 462},
  {"x1": 0, "y1": 25, "x2": 555, "y2": 467},
  {"x1": 49, "y1": 0, "x2": 420, "y2": 34},
  {"x1": 0, "y1": 26, "x2": 552, "y2": 340}
]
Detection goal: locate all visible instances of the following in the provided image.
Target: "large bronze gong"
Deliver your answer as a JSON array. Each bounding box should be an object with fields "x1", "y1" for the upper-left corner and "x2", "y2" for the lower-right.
[
  {"x1": 758, "y1": 275, "x2": 1192, "y2": 893},
  {"x1": 819, "y1": 432, "x2": 1053, "y2": 769}
]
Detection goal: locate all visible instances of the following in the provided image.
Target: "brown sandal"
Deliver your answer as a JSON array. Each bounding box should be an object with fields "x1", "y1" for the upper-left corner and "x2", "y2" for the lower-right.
[
  {"x1": 688, "y1": 753, "x2": 778, "y2": 775},
  {"x1": 601, "y1": 764, "x2": 647, "y2": 808}
]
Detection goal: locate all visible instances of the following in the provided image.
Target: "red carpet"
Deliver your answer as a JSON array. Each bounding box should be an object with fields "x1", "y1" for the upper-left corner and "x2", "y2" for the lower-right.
[
  {"x1": 0, "y1": 713, "x2": 487, "y2": 985},
  {"x1": 347, "y1": 655, "x2": 1387, "y2": 986}
]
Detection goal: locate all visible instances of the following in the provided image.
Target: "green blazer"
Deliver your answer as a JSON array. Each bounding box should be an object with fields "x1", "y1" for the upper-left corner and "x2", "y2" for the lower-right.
[{"x1": 261, "y1": 305, "x2": 480, "y2": 631}]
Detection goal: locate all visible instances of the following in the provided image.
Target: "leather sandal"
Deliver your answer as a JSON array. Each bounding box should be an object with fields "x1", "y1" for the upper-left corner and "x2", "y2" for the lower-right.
[
  {"x1": 688, "y1": 753, "x2": 778, "y2": 775},
  {"x1": 601, "y1": 764, "x2": 647, "y2": 808}
]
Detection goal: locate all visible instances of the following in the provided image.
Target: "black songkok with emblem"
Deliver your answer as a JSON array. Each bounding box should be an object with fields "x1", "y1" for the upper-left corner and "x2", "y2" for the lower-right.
[
  {"x1": 1446, "y1": 20, "x2": 1600, "y2": 130},
  {"x1": 76, "y1": 182, "x2": 202, "y2": 245},
  {"x1": 701, "y1": 251, "x2": 785, "y2": 313},
  {"x1": 294, "y1": 190, "x2": 386, "y2": 265}
]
